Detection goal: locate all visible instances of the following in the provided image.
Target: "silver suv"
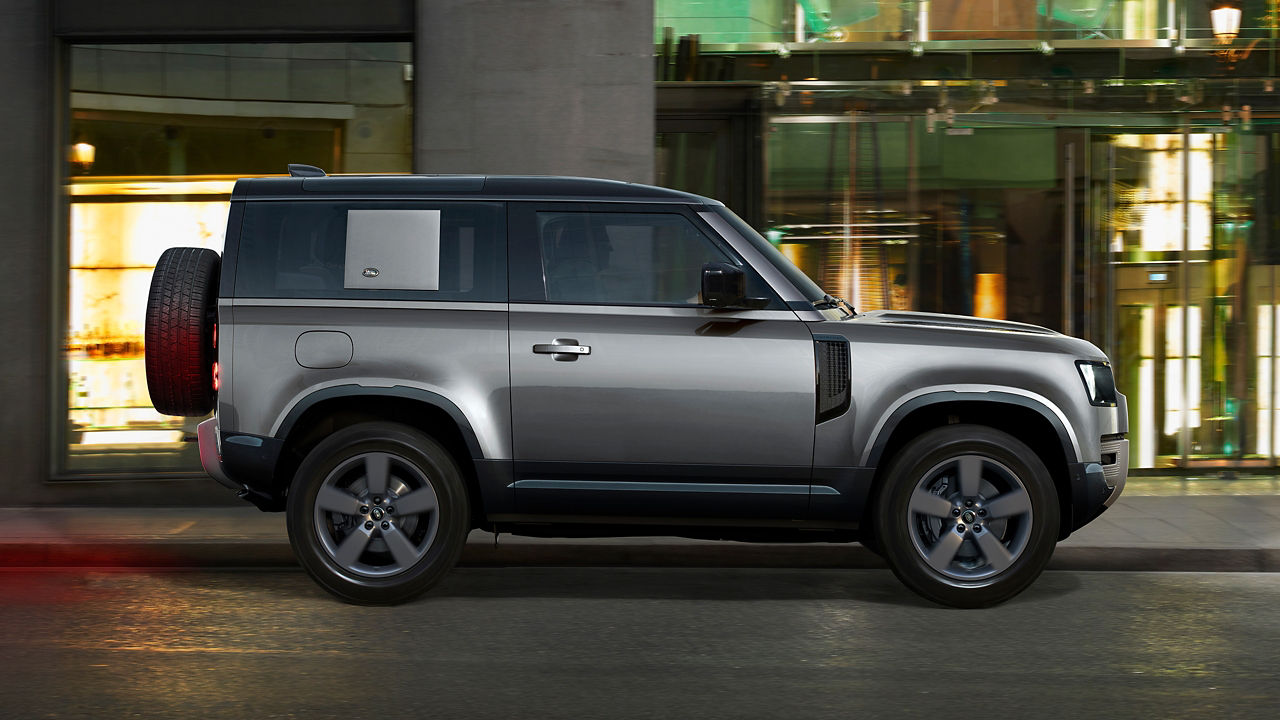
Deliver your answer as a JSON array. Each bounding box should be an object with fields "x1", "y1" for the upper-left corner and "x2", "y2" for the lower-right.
[{"x1": 145, "y1": 165, "x2": 1128, "y2": 608}]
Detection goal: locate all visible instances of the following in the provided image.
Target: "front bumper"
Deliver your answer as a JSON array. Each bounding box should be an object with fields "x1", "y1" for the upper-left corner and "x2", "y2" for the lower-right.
[
  {"x1": 1065, "y1": 436, "x2": 1128, "y2": 534},
  {"x1": 1100, "y1": 436, "x2": 1129, "y2": 509}
]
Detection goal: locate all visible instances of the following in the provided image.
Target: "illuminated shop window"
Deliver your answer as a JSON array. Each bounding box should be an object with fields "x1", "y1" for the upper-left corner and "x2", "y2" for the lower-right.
[
  {"x1": 1260, "y1": 305, "x2": 1274, "y2": 457},
  {"x1": 1112, "y1": 133, "x2": 1213, "y2": 255},
  {"x1": 66, "y1": 180, "x2": 234, "y2": 467},
  {"x1": 1163, "y1": 304, "x2": 1202, "y2": 437},
  {"x1": 62, "y1": 42, "x2": 412, "y2": 475}
]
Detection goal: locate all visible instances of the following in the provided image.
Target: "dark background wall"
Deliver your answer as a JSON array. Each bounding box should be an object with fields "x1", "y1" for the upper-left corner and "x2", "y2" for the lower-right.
[
  {"x1": 0, "y1": 0, "x2": 72, "y2": 505},
  {"x1": 52, "y1": 0, "x2": 415, "y2": 38}
]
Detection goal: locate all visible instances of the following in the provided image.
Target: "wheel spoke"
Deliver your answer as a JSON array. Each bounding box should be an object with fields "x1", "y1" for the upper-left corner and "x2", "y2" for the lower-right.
[
  {"x1": 364, "y1": 453, "x2": 390, "y2": 495},
  {"x1": 334, "y1": 525, "x2": 374, "y2": 568},
  {"x1": 909, "y1": 489, "x2": 954, "y2": 519},
  {"x1": 315, "y1": 485, "x2": 363, "y2": 516},
  {"x1": 382, "y1": 524, "x2": 423, "y2": 569},
  {"x1": 395, "y1": 486, "x2": 438, "y2": 516},
  {"x1": 957, "y1": 455, "x2": 983, "y2": 498},
  {"x1": 973, "y1": 528, "x2": 1015, "y2": 573},
  {"x1": 925, "y1": 527, "x2": 965, "y2": 572},
  {"x1": 984, "y1": 488, "x2": 1032, "y2": 519}
]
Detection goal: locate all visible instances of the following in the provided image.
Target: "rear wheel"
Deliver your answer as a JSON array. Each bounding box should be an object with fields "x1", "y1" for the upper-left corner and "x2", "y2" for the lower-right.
[
  {"x1": 286, "y1": 422, "x2": 470, "y2": 605},
  {"x1": 874, "y1": 424, "x2": 1059, "y2": 608}
]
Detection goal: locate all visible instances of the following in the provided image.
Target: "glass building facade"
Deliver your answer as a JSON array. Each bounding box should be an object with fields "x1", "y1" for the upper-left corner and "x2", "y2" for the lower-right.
[{"x1": 656, "y1": 1, "x2": 1280, "y2": 472}]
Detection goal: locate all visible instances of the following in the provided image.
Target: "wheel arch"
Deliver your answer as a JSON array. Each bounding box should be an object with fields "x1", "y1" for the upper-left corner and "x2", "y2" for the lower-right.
[
  {"x1": 274, "y1": 385, "x2": 488, "y2": 525},
  {"x1": 864, "y1": 392, "x2": 1079, "y2": 541}
]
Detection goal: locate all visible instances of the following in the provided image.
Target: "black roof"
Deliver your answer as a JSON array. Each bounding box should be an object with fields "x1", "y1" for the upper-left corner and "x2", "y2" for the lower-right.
[{"x1": 232, "y1": 174, "x2": 719, "y2": 205}]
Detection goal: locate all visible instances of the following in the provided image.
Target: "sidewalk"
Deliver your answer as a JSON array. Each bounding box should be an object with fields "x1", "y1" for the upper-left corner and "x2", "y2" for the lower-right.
[{"x1": 2, "y1": 479, "x2": 1278, "y2": 571}]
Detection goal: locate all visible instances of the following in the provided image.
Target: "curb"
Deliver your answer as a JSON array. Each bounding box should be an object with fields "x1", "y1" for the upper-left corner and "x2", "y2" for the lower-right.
[
  {"x1": 1048, "y1": 546, "x2": 1280, "y2": 573},
  {"x1": 2, "y1": 541, "x2": 1278, "y2": 573}
]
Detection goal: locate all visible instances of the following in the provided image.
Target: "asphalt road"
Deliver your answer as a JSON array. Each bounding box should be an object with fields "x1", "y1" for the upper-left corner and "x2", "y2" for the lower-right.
[{"x1": 1, "y1": 568, "x2": 1277, "y2": 719}]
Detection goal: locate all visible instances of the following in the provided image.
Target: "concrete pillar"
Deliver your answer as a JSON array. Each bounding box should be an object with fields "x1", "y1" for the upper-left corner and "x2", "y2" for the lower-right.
[
  {"x1": 415, "y1": 0, "x2": 654, "y2": 184},
  {"x1": 0, "y1": 0, "x2": 54, "y2": 502}
]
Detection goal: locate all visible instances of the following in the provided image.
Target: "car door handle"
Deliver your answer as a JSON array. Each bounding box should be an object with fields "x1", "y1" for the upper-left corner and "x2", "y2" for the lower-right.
[{"x1": 532, "y1": 339, "x2": 590, "y2": 361}]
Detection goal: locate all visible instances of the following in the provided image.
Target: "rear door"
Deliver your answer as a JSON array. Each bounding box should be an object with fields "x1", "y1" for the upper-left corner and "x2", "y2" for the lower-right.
[{"x1": 507, "y1": 202, "x2": 816, "y2": 520}]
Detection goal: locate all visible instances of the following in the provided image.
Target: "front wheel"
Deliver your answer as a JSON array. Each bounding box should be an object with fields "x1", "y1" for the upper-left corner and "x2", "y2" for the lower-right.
[
  {"x1": 286, "y1": 422, "x2": 470, "y2": 605},
  {"x1": 874, "y1": 425, "x2": 1059, "y2": 608}
]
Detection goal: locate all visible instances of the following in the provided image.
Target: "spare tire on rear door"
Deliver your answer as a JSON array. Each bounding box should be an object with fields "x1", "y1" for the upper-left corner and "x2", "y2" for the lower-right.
[{"x1": 145, "y1": 247, "x2": 221, "y2": 417}]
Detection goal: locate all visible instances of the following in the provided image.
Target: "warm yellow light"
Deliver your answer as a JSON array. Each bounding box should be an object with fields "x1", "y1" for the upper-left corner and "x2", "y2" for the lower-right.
[
  {"x1": 70, "y1": 142, "x2": 95, "y2": 167},
  {"x1": 777, "y1": 243, "x2": 806, "y2": 273},
  {"x1": 80, "y1": 430, "x2": 184, "y2": 445},
  {"x1": 1211, "y1": 6, "x2": 1242, "y2": 42},
  {"x1": 973, "y1": 273, "x2": 1005, "y2": 319},
  {"x1": 66, "y1": 178, "x2": 231, "y2": 450},
  {"x1": 1138, "y1": 357, "x2": 1155, "y2": 466},
  {"x1": 1260, "y1": 305, "x2": 1275, "y2": 456},
  {"x1": 67, "y1": 177, "x2": 239, "y2": 196}
]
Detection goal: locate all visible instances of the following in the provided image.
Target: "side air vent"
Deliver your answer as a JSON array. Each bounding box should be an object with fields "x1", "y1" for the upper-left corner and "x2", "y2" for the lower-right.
[{"x1": 814, "y1": 335, "x2": 851, "y2": 423}]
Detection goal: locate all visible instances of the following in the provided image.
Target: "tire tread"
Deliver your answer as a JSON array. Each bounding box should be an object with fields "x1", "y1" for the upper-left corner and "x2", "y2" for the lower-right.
[{"x1": 144, "y1": 247, "x2": 220, "y2": 417}]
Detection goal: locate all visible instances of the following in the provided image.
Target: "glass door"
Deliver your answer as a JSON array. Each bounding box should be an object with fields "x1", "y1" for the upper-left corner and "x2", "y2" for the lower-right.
[{"x1": 1100, "y1": 125, "x2": 1276, "y2": 469}]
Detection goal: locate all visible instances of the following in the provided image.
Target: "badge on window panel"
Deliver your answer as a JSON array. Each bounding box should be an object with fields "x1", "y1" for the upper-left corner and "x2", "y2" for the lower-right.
[{"x1": 362, "y1": 267, "x2": 380, "y2": 278}]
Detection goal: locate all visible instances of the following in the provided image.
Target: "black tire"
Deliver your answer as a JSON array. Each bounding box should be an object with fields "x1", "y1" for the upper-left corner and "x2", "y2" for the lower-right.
[
  {"x1": 874, "y1": 425, "x2": 1059, "y2": 608},
  {"x1": 144, "y1": 247, "x2": 220, "y2": 417},
  {"x1": 286, "y1": 422, "x2": 470, "y2": 605}
]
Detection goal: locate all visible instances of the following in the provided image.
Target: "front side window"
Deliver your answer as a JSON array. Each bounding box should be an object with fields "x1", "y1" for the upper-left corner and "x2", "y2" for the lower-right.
[{"x1": 536, "y1": 211, "x2": 771, "y2": 306}]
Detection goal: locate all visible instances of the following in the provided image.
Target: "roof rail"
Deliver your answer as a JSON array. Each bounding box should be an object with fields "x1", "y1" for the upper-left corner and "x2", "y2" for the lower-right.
[{"x1": 287, "y1": 164, "x2": 326, "y2": 178}]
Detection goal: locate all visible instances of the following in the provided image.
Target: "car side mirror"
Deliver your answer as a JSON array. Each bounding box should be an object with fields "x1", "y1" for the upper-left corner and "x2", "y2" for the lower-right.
[
  {"x1": 701, "y1": 262, "x2": 745, "y2": 307},
  {"x1": 701, "y1": 263, "x2": 769, "y2": 309}
]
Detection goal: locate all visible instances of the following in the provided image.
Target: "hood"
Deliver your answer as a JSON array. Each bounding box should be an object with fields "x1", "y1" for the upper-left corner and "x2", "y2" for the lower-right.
[
  {"x1": 824, "y1": 308, "x2": 1106, "y2": 362},
  {"x1": 849, "y1": 310, "x2": 1059, "y2": 336}
]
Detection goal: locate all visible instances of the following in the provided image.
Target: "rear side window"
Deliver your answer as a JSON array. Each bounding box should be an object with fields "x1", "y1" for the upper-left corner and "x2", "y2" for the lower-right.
[{"x1": 233, "y1": 201, "x2": 505, "y2": 301}]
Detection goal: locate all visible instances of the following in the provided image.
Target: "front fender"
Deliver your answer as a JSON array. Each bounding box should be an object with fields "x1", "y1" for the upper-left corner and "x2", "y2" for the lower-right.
[{"x1": 861, "y1": 386, "x2": 1083, "y2": 468}]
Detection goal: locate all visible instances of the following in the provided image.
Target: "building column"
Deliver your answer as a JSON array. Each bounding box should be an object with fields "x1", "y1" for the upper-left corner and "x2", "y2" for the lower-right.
[{"x1": 0, "y1": 0, "x2": 54, "y2": 501}]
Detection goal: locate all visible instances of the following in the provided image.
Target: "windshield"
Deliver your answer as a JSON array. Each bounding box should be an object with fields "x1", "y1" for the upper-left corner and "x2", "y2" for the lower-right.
[{"x1": 712, "y1": 207, "x2": 828, "y2": 305}]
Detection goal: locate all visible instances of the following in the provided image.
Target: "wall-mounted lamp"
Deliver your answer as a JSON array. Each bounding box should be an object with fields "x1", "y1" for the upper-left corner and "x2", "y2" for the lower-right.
[
  {"x1": 1211, "y1": 2, "x2": 1243, "y2": 42},
  {"x1": 1210, "y1": 1, "x2": 1260, "y2": 67},
  {"x1": 70, "y1": 142, "x2": 95, "y2": 174}
]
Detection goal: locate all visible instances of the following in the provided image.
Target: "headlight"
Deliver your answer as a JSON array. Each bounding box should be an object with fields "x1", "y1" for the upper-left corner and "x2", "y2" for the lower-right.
[{"x1": 1077, "y1": 360, "x2": 1118, "y2": 407}]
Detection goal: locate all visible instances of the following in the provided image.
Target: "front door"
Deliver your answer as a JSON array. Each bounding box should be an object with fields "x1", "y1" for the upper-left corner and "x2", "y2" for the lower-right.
[{"x1": 507, "y1": 203, "x2": 816, "y2": 520}]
